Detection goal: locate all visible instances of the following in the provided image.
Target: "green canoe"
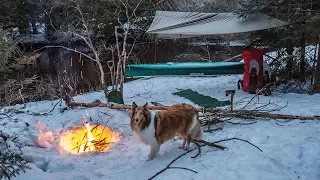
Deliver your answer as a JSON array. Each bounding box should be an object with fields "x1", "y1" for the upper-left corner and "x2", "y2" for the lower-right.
[{"x1": 125, "y1": 62, "x2": 244, "y2": 77}]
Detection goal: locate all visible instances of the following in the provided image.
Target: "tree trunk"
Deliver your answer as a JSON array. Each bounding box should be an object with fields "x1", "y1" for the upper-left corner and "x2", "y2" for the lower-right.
[
  {"x1": 31, "y1": 21, "x2": 38, "y2": 34},
  {"x1": 106, "y1": 26, "x2": 124, "y2": 104},
  {"x1": 313, "y1": 40, "x2": 320, "y2": 93},
  {"x1": 311, "y1": 44, "x2": 318, "y2": 85},
  {"x1": 120, "y1": 29, "x2": 129, "y2": 97},
  {"x1": 317, "y1": 41, "x2": 320, "y2": 72},
  {"x1": 92, "y1": 48, "x2": 106, "y2": 97},
  {"x1": 300, "y1": 33, "x2": 306, "y2": 82},
  {"x1": 286, "y1": 41, "x2": 294, "y2": 80},
  {"x1": 96, "y1": 58, "x2": 106, "y2": 94}
]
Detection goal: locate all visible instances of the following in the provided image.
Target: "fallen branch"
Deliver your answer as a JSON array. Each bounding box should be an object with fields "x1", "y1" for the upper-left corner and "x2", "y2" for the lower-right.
[
  {"x1": 48, "y1": 99, "x2": 62, "y2": 114},
  {"x1": 191, "y1": 137, "x2": 262, "y2": 159},
  {"x1": 150, "y1": 135, "x2": 262, "y2": 179},
  {"x1": 3, "y1": 108, "x2": 51, "y2": 116},
  {"x1": 190, "y1": 142, "x2": 202, "y2": 158},
  {"x1": 150, "y1": 136, "x2": 261, "y2": 179},
  {"x1": 0, "y1": 112, "x2": 13, "y2": 120},
  {"x1": 223, "y1": 119, "x2": 257, "y2": 125},
  {"x1": 168, "y1": 166, "x2": 197, "y2": 173},
  {"x1": 63, "y1": 100, "x2": 320, "y2": 121},
  {"x1": 213, "y1": 138, "x2": 263, "y2": 152},
  {"x1": 201, "y1": 109, "x2": 320, "y2": 123},
  {"x1": 240, "y1": 83, "x2": 274, "y2": 111},
  {"x1": 203, "y1": 127, "x2": 223, "y2": 133},
  {"x1": 65, "y1": 100, "x2": 173, "y2": 111},
  {"x1": 148, "y1": 148, "x2": 198, "y2": 180},
  {"x1": 192, "y1": 140, "x2": 226, "y2": 151},
  {"x1": 229, "y1": 110, "x2": 319, "y2": 121}
]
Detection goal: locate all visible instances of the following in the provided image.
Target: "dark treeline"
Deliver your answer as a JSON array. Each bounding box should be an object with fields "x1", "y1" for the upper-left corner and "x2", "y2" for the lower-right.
[{"x1": 0, "y1": 0, "x2": 320, "y2": 106}]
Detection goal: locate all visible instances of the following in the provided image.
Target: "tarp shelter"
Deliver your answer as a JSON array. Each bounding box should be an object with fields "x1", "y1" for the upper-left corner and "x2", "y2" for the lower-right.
[
  {"x1": 146, "y1": 11, "x2": 288, "y2": 38},
  {"x1": 145, "y1": 11, "x2": 287, "y2": 94}
]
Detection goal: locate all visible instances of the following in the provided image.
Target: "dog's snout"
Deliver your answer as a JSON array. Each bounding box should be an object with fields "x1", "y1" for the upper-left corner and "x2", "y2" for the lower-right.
[{"x1": 135, "y1": 118, "x2": 139, "y2": 123}]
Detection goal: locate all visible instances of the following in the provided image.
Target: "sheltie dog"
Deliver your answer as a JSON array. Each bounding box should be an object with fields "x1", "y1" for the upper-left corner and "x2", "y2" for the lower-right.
[{"x1": 130, "y1": 102, "x2": 203, "y2": 161}]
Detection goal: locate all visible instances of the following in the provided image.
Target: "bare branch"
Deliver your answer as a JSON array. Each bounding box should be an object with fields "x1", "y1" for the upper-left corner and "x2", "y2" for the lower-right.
[
  {"x1": 44, "y1": 6, "x2": 58, "y2": 32},
  {"x1": 213, "y1": 138, "x2": 263, "y2": 152},
  {"x1": 118, "y1": 0, "x2": 129, "y2": 20},
  {"x1": 130, "y1": 0, "x2": 144, "y2": 19},
  {"x1": 148, "y1": 148, "x2": 198, "y2": 180},
  {"x1": 33, "y1": 45, "x2": 97, "y2": 62},
  {"x1": 127, "y1": 34, "x2": 141, "y2": 60},
  {"x1": 169, "y1": 166, "x2": 198, "y2": 173}
]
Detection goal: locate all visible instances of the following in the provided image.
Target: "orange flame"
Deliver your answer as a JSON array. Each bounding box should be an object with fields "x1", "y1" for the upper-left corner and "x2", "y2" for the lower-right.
[
  {"x1": 58, "y1": 121, "x2": 120, "y2": 154},
  {"x1": 78, "y1": 121, "x2": 95, "y2": 153}
]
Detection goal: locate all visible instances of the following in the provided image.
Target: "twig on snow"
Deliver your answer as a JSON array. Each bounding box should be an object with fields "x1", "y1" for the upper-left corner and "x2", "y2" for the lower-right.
[
  {"x1": 241, "y1": 83, "x2": 274, "y2": 111},
  {"x1": 150, "y1": 136, "x2": 262, "y2": 179},
  {"x1": 169, "y1": 166, "x2": 198, "y2": 173},
  {"x1": 192, "y1": 140, "x2": 226, "y2": 151},
  {"x1": 148, "y1": 148, "x2": 198, "y2": 180},
  {"x1": 48, "y1": 99, "x2": 62, "y2": 114},
  {"x1": 213, "y1": 138, "x2": 263, "y2": 152},
  {"x1": 275, "y1": 122, "x2": 285, "y2": 126},
  {"x1": 191, "y1": 141, "x2": 203, "y2": 158},
  {"x1": 203, "y1": 127, "x2": 223, "y2": 133},
  {"x1": 223, "y1": 119, "x2": 257, "y2": 125}
]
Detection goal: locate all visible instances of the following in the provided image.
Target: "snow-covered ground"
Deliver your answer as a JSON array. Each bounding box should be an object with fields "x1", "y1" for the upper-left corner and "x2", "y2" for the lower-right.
[{"x1": 1, "y1": 75, "x2": 320, "y2": 180}]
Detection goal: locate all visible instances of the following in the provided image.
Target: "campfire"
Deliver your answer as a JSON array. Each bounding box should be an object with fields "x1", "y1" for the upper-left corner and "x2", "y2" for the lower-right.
[{"x1": 58, "y1": 121, "x2": 120, "y2": 154}]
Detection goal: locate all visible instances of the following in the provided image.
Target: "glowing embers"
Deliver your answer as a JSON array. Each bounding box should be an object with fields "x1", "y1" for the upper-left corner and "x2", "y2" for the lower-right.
[{"x1": 58, "y1": 122, "x2": 120, "y2": 154}]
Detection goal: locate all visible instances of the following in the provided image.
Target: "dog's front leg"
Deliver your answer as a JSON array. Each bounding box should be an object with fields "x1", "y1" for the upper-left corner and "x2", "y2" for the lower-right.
[
  {"x1": 147, "y1": 143, "x2": 160, "y2": 161},
  {"x1": 184, "y1": 135, "x2": 191, "y2": 151},
  {"x1": 179, "y1": 139, "x2": 186, "y2": 149}
]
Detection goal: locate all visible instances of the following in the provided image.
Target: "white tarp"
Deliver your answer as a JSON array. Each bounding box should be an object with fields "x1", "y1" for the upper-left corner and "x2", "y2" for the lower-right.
[{"x1": 146, "y1": 11, "x2": 288, "y2": 39}]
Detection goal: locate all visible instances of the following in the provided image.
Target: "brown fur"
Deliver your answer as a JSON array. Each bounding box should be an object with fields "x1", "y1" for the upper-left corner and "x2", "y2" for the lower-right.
[
  {"x1": 131, "y1": 102, "x2": 202, "y2": 151},
  {"x1": 154, "y1": 103, "x2": 200, "y2": 144}
]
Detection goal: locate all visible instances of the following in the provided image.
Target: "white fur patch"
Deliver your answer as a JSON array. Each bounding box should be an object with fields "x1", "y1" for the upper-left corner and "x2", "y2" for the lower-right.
[
  {"x1": 132, "y1": 111, "x2": 158, "y2": 146},
  {"x1": 188, "y1": 115, "x2": 198, "y2": 133}
]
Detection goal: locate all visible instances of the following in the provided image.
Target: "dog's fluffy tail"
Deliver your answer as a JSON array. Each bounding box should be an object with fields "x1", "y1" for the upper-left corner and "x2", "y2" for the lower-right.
[{"x1": 190, "y1": 115, "x2": 203, "y2": 140}]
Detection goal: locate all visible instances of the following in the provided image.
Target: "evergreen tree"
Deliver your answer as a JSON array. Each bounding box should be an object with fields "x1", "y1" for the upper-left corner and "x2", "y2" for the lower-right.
[
  {"x1": 0, "y1": 152, "x2": 30, "y2": 180},
  {"x1": 236, "y1": 0, "x2": 320, "y2": 82},
  {"x1": 0, "y1": 131, "x2": 30, "y2": 180}
]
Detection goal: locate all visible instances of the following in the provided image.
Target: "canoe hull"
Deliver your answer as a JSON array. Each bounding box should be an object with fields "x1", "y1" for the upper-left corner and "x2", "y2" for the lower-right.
[{"x1": 125, "y1": 62, "x2": 244, "y2": 77}]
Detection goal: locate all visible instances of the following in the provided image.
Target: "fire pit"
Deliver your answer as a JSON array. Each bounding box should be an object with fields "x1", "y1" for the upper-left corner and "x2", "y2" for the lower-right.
[{"x1": 58, "y1": 122, "x2": 120, "y2": 154}]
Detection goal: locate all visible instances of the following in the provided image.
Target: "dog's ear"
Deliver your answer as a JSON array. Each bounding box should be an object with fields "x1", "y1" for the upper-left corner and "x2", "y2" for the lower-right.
[
  {"x1": 143, "y1": 102, "x2": 148, "y2": 110},
  {"x1": 132, "y1": 102, "x2": 138, "y2": 111},
  {"x1": 131, "y1": 102, "x2": 138, "y2": 118}
]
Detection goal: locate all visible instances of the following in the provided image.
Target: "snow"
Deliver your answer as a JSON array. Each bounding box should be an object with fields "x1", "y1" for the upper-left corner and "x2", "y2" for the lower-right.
[{"x1": 0, "y1": 75, "x2": 320, "y2": 180}]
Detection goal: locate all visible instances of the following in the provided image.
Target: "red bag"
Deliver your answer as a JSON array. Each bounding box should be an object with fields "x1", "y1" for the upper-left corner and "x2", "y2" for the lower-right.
[{"x1": 241, "y1": 48, "x2": 265, "y2": 93}]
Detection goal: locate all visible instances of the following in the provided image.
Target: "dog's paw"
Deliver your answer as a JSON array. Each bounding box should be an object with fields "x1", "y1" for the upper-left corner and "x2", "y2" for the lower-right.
[
  {"x1": 183, "y1": 147, "x2": 189, "y2": 151},
  {"x1": 146, "y1": 154, "x2": 154, "y2": 161},
  {"x1": 178, "y1": 145, "x2": 184, "y2": 149}
]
